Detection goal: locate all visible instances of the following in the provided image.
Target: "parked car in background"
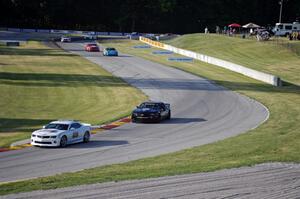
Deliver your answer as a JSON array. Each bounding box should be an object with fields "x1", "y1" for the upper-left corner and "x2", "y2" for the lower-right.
[
  {"x1": 60, "y1": 36, "x2": 71, "y2": 42},
  {"x1": 31, "y1": 120, "x2": 91, "y2": 147},
  {"x1": 131, "y1": 101, "x2": 171, "y2": 123},
  {"x1": 273, "y1": 22, "x2": 300, "y2": 36},
  {"x1": 103, "y1": 47, "x2": 118, "y2": 56},
  {"x1": 84, "y1": 43, "x2": 100, "y2": 52}
]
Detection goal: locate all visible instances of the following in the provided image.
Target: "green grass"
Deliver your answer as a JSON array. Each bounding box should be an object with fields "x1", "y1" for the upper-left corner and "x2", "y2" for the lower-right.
[
  {"x1": 0, "y1": 41, "x2": 147, "y2": 147},
  {"x1": 166, "y1": 34, "x2": 300, "y2": 85},
  {"x1": 0, "y1": 37, "x2": 299, "y2": 195}
]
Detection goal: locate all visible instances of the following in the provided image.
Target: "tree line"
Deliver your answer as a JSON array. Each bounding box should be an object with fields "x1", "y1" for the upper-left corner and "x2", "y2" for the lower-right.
[{"x1": 1, "y1": 0, "x2": 299, "y2": 34}]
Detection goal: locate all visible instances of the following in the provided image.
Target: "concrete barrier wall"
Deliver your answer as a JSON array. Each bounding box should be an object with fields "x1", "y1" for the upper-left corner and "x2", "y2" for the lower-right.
[{"x1": 140, "y1": 36, "x2": 281, "y2": 86}]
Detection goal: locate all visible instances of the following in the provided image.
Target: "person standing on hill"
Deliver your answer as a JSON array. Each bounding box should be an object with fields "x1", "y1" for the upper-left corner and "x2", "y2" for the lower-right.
[{"x1": 205, "y1": 27, "x2": 209, "y2": 34}]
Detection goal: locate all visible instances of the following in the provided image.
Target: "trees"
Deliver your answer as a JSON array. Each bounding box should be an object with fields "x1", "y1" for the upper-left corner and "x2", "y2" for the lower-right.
[{"x1": 0, "y1": 0, "x2": 299, "y2": 33}]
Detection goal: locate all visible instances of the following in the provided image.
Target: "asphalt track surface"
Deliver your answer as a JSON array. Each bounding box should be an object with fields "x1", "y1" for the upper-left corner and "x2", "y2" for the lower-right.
[
  {"x1": 3, "y1": 163, "x2": 300, "y2": 199},
  {"x1": 0, "y1": 38, "x2": 269, "y2": 183}
]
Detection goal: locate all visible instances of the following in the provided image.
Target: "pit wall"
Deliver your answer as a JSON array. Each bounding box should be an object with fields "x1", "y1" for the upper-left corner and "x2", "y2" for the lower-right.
[{"x1": 140, "y1": 36, "x2": 281, "y2": 86}]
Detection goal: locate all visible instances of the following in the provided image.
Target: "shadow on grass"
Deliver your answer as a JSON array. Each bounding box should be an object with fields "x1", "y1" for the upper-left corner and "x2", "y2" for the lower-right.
[
  {"x1": 0, "y1": 72, "x2": 299, "y2": 93},
  {"x1": 0, "y1": 118, "x2": 54, "y2": 133},
  {"x1": 215, "y1": 80, "x2": 300, "y2": 94},
  {"x1": 0, "y1": 47, "x2": 76, "y2": 57},
  {"x1": 0, "y1": 72, "x2": 128, "y2": 87}
]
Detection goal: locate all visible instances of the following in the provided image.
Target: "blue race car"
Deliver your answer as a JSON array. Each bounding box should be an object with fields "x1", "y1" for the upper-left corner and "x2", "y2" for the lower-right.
[{"x1": 103, "y1": 47, "x2": 118, "y2": 56}]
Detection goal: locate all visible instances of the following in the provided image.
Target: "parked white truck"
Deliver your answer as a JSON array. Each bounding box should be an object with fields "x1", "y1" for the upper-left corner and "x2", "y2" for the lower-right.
[{"x1": 273, "y1": 22, "x2": 300, "y2": 36}]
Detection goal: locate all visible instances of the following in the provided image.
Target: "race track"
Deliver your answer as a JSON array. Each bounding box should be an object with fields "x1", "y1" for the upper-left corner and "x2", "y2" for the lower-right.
[{"x1": 0, "y1": 38, "x2": 269, "y2": 183}]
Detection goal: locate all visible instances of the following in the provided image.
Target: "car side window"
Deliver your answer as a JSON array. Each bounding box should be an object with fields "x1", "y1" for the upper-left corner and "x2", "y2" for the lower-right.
[
  {"x1": 160, "y1": 104, "x2": 166, "y2": 111},
  {"x1": 74, "y1": 123, "x2": 81, "y2": 129},
  {"x1": 70, "y1": 123, "x2": 76, "y2": 129},
  {"x1": 70, "y1": 123, "x2": 81, "y2": 129}
]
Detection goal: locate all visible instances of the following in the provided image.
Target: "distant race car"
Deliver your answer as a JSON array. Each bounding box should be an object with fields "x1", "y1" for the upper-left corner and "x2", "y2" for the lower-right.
[
  {"x1": 131, "y1": 101, "x2": 171, "y2": 122},
  {"x1": 31, "y1": 120, "x2": 91, "y2": 147},
  {"x1": 83, "y1": 33, "x2": 97, "y2": 40},
  {"x1": 103, "y1": 47, "x2": 118, "y2": 56},
  {"x1": 60, "y1": 36, "x2": 71, "y2": 42},
  {"x1": 85, "y1": 43, "x2": 100, "y2": 52}
]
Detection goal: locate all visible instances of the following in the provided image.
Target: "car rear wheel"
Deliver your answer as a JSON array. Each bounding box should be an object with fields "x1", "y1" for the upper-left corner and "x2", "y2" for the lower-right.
[
  {"x1": 83, "y1": 132, "x2": 90, "y2": 143},
  {"x1": 167, "y1": 111, "x2": 171, "y2": 120},
  {"x1": 60, "y1": 136, "x2": 67, "y2": 147}
]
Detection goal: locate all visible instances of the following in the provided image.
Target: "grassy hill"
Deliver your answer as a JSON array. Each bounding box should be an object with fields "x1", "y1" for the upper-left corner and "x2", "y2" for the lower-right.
[
  {"x1": 0, "y1": 41, "x2": 146, "y2": 147},
  {"x1": 166, "y1": 34, "x2": 300, "y2": 85}
]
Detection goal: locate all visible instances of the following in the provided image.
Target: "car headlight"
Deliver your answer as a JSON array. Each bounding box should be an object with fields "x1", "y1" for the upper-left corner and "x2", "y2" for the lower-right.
[
  {"x1": 32, "y1": 134, "x2": 36, "y2": 137},
  {"x1": 50, "y1": 136, "x2": 57, "y2": 138}
]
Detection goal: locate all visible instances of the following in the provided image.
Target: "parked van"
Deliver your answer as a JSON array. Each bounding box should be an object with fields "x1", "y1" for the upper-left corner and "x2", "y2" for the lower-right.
[{"x1": 273, "y1": 22, "x2": 300, "y2": 36}]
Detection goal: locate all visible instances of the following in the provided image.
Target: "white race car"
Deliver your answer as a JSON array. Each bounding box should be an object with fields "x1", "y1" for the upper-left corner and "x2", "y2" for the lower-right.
[
  {"x1": 31, "y1": 120, "x2": 91, "y2": 147},
  {"x1": 60, "y1": 36, "x2": 71, "y2": 42}
]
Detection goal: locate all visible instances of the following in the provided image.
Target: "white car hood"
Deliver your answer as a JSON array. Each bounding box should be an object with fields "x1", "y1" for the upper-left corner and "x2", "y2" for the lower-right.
[{"x1": 33, "y1": 129, "x2": 65, "y2": 136}]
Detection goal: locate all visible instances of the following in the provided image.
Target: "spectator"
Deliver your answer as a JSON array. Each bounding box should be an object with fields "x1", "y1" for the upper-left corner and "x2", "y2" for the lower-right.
[
  {"x1": 205, "y1": 27, "x2": 209, "y2": 34},
  {"x1": 216, "y1": 26, "x2": 220, "y2": 34},
  {"x1": 250, "y1": 28, "x2": 254, "y2": 35},
  {"x1": 223, "y1": 26, "x2": 228, "y2": 34}
]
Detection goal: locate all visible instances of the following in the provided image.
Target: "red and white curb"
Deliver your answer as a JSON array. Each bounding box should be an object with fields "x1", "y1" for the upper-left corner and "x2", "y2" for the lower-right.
[{"x1": 0, "y1": 117, "x2": 132, "y2": 153}]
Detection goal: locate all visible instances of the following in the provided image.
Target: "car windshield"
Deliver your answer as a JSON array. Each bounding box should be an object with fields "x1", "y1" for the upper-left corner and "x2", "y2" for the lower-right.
[
  {"x1": 45, "y1": 123, "x2": 69, "y2": 130},
  {"x1": 107, "y1": 48, "x2": 116, "y2": 51},
  {"x1": 139, "y1": 103, "x2": 160, "y2": 109}
]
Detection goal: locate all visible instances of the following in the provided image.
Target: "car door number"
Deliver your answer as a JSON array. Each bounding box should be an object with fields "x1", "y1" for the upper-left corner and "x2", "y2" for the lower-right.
[{"x1": 72, "y1": 132, "x2": 79, "y2": 138}]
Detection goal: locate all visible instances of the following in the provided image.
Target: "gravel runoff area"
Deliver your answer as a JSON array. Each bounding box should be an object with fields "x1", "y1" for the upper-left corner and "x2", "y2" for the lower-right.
[{"x1": 2, "y1": 163, "x2": 299, "y2": 199}]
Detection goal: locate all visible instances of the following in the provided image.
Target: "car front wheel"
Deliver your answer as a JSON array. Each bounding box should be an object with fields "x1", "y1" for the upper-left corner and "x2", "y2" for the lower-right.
[
  {"x1": 167, "y1": 111, "x2": 171, "y2": 120},
  {"x1": 83, "y1": 131, "x2": 90, "y2": 143},
  {"x1": 131, "y1": 115, "x2": 137, "y2": 123},
  {"x1": 60, "y1": 136, "x2": 67, "y2": 147}
]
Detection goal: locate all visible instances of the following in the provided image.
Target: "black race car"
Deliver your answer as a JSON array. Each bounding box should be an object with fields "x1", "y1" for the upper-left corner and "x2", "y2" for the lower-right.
[{"x1": 131, "y1": 101, "x2": 171, "y2": 123}]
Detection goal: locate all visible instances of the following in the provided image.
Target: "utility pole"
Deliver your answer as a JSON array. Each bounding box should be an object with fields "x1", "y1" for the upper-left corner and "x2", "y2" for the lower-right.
[{"x1": 279, "y1": 0, "x2": 283, "y2": 23}]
